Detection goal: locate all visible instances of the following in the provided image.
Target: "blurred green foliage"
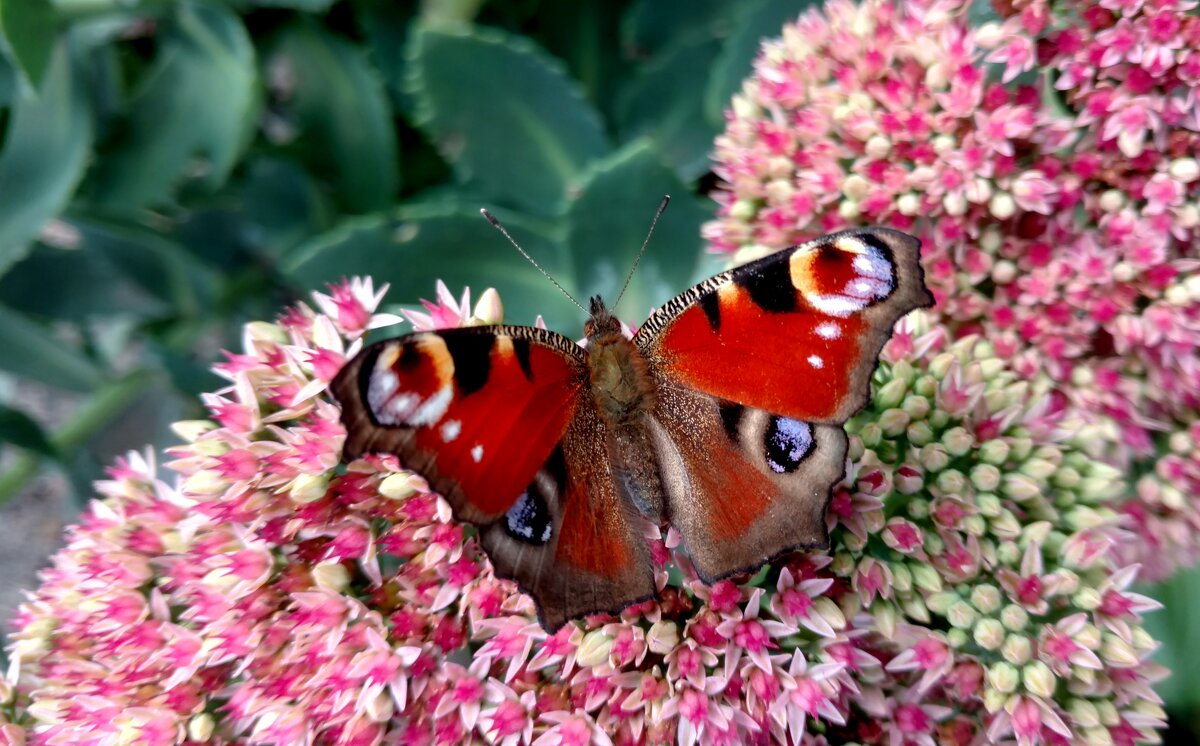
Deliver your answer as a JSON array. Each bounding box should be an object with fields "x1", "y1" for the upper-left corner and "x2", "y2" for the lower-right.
[{"x1": 0, "y1": 0, "x2": 820, "y2": 504}]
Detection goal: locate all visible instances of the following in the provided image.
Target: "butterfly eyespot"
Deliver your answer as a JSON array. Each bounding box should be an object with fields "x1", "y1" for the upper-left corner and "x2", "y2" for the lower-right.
[
  {"x1": 764, "y1": 417, "x2": 814, "y2": 474},
  {"x1": 505, "y1": 489, "x2": 552, "y2": 545}
]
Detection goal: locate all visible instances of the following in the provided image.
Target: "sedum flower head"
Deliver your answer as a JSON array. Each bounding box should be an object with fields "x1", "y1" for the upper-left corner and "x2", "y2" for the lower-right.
[
  {"x1": 2, "y1": 279, "x2": 1168, "y2": 745},
  {"x1": 705, "y1": 0, "x2": 1200, "y2": 579}
]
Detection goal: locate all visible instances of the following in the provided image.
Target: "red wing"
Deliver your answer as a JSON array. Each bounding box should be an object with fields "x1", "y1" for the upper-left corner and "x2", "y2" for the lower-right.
[
  {"x1": 635, "y1": 228, "x2": 932, "y2": 424},
  {"x1": 646, "y1": 379, "x2": 847, "y2": 582},
  {"x1": 479, "y1": 399, "x2": 656, "y2": 631},
  {"x1": 331, "y1": 326, "x2": 586, "y2": 524}
]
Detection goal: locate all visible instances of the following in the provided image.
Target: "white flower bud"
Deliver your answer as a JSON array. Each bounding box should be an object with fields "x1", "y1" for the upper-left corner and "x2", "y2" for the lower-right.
[{"x1": 989, "y1": 193, "x2": 1016, "y2": 220}]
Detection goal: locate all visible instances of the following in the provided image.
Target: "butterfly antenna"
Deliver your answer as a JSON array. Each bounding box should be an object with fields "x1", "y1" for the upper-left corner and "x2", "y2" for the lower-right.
[
  {"x1": 480, "y1": 208, "x2": 586, "y2": 314},
  {"x1": 613, "y1": 195, "x2": 670, "y2": 310}
]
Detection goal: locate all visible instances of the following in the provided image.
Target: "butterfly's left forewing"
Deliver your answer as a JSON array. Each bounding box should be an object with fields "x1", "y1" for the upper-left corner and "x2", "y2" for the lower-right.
[
  {"x1": 636, "y1": 228, "x2": 932, "y2": 580},
  {"x1": 332, "y1": 326, "x2": 655, "y2": 630}
]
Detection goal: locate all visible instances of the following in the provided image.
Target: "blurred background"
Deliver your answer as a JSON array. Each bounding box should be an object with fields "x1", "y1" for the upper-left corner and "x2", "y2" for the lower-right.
[{"x1": 0, "y1": 0, "x2": 1197, "y2": 741}]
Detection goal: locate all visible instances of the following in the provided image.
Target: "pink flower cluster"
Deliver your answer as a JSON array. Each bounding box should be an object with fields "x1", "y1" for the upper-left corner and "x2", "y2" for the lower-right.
[
  {"x1": 704, "y1": 0, "x2": 1200, "y2": 580},
  {"x1": 1, "y1": 279, "x2": 1167, "y2": 745}
]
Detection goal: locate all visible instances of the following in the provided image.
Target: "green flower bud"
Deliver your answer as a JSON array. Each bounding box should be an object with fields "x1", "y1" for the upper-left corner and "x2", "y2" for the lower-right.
[
  {"x1": 1002, "y1": 633, "x2": 1033, "y2": 664},
  {"x1": 946, "y1": 628, "x2": 969, "y2": 649},
  {"x1": 936, "y1": 469, "x2": 967, "y2": 496},
  {"x1": 1073, "y1": 587, "x2": 1103, "y2": 611},
  {"x1": 976, "y1": 493, "x2": 1002, "y2": 517},
  {"x1": 378, "y1": 472, "x2": 419, "y2": 500},
  {"x1": 1052, "y1": 466, "x2": 1082, "y2": 489},
  {"x1": 911, "y1": 563, "x2": 943, "y2": 593},
  {"x1": 923, "y1": 532, "x2": 945, "y2": 557},
  {"x1": 929, "y1": 352, "x2": 958, "y2": 380},
  {"x1": 188, "y1": 714, "x2": 216, "y2": 742},
  {"x1": 1010, "y1": 436, "x2": 1034, "y2": 460},
  {"x1": 1082, "y1": 728, "x2": 1114, "y2": 746},
  {"x1": 1069, "y1": 699, "x2": 1101, "y2": 729},
  {"x1": 1000, "y1": 604, "x2": 1029, "y2": 631},
  {"x1": 906, "y1": 421, "x2": 934, "y2": 446},
  {"x1": 1020, "y1": 458, "x2": 1058, "y2": 481},
  {"x1": 1023, "y1": 661, "x2": 1056, "y2": 698},
  {"x1": 971, "y1": 464, "x2": 1002, "y2": 492},
  {"x1": 983, "y1": 687, "x2": 1008, "y2": 714},
  {"x1": 979, "y1": 440, "x2": 1011, "y2": 465},
  {"x1": 891, "y1": 563, "x2": 913, "y2": 592},
  {"x1": 971, "y1": 584, "x2": 1002, "y2": 614},
  {"x1": 1101, "y1": 634, "x2": 1139, "y2": 667},
  {"x1": 907, "y1": 499, "x2": 930, "y2": 520},
  {"x1": 859, "y1": 422, "x2": 884, "y2": 448},
  {"x1": 926, "y1": 592, "x2": 958, "y2": 615},
  {"x1": 948, "y1": 600, "x2": 977, "y2": 629},
  {"x1": 942, "y1": 427, "x2": 973, "y2": 456},
  {"x1": 1003, "y1": 473, "x2": 1042, "y2": 502},
  {"x1": 831, "y1": 552, "x2": 856, "y2": 576},
  {"x1": 903, "y1": 596, "x2": 931, "y2": 624},
  {"x1": 962, "y1": 515, "x2": 987, "y2": 536},
  {"x1": 974, "y1": 618, "x2": 1006, "y2": 650},
  {"x1": 879, "y1": 408, "x2": 911, "y2": 437},
  {"x1": 872, "y1": 600, "x2": 898, "y2": 639},
  {"x1": 987, "y1": 662, "x2": 1020, "y2": 694},
  {"x1": 875, "y1": 378, "x2": 910, "y2": 409},
  {"x1": 1093, "y1": 699, "x2": 1119, "y2": 726},
  {"x1": 929, "y1": 410, "x2": 950, "y2": 430},
  {"x1": 578, "y1": 628, "x2": 616, "y2": 667},
  {"x1": 902, "y1": 394, "x2": 931, "y2": 420},
  {"x1": 991, "y1": 510, "x2": 1023, "y2": 539},
  {"x1": 913, "y1": 374, "x2": 938, "y2": 398},
  {"x1": 1076, "y1": 623, "x2": 1102, "y2": 650},
  {"x1": 983, "y1": 389, "x2": 1008, "y2": 414},
  {"x1": 919, "y1": 443, "x2": 951, "y2": 472}
]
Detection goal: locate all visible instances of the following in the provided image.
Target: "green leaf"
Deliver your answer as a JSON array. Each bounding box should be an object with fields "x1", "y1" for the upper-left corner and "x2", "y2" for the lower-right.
[
  {"x1": 0, "y1": 42, "x2": 92, "y2": 277},
  {"x1": 0, "y1": 242, "x2": 167, "y2": 321},
  {"x1": 0, "y1": 0, "x2": 57, "y2": 89},
  {"x1": 704, "y1": 0, "x2": 818, "y2": 123},
  {"x1": 240, "y1": 157, "x2": 333, "y2": 259},
  {"x1": 68, "y1": 215, "x2": 218, "y2": 316},
  {"x1": 250, "y1": 0, "x2": 336, "y2": 11},
  {"x1": 617, "y1": 36, "x2": 723, "y2": 181},
  {"x1": 91, "y1": 2, "x2": 258, "y2": 211},
  {"x1": 0, "y1": 304, "x2": 103, "y2": 391},
  {"x1": 407, "y1": 23, "x2": 611, "y2": 216},
  {"x1": 565, "y1": 140, "x2": 710, "y2": 324},
  {"x1": 283, "y1": 201, "x2": 583, "y2": 330},
  {"x1": 0, "y1": 404, "x2": 57, "y2": 457},
  {"x1": 1144, "y1": 569, "x2": 1200, "y2": 711},
  {"x1": 621, "y1": 0, "x2": 738, "y2": 56},
  {"x1": 268, "y1": 23, "x2": 399, "y2": 212}
]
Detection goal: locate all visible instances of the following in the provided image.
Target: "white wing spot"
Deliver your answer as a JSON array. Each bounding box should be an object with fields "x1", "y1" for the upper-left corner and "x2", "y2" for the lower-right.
[
  {"x1": 807, "y1": 295, "x2": 865, "y2": 317},
  {"x1": 816, "y1": 322, "x2": 841, "y2": 340},
  {"x1": 440, "y1": 419, "x2": 462, "y2": 442},
  {"x1": 405, "y1": 386, "x2": 453, "y2": 427},
  {"x1": 807, "y1": 354, "x2": 825, "y2": 369},
  {"x1": 378, "y1": 392, "x2": 418, "y2": 425},
  {"x1": 471, "y1": 444, "x2": 484, "y2": 463}
]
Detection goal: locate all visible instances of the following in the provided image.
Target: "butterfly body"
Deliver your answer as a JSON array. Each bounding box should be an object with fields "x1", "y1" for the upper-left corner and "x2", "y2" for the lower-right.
[{"x1": 332, "y1": 227, "x2": 933, "y2": 630}]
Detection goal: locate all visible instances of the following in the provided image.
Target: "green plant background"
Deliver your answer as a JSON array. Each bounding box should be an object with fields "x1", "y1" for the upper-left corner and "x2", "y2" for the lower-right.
[{"x1": 0, "y1": 0, "x2": 1196, "y2": 741}]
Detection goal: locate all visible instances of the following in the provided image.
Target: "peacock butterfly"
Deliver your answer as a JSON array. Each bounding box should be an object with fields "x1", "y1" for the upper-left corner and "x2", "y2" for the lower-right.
[{"x1": 331, "y1": 214, "x2": 932, "y2": 631}]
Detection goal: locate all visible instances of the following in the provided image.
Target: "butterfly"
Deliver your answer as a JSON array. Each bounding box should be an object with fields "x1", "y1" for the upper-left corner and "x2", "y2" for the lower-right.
[{"x1": 331, "y1": 223, "x2": 932, "y2": 631}]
